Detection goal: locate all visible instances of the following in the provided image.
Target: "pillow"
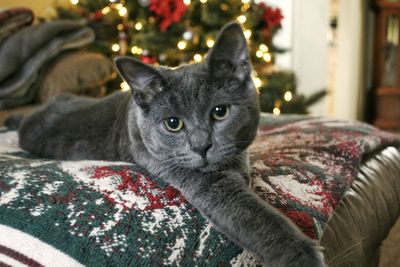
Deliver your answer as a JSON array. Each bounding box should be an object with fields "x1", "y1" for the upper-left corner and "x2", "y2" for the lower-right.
[{"x1": 37, "y1": 51, "x2": 115, "y2": 102}]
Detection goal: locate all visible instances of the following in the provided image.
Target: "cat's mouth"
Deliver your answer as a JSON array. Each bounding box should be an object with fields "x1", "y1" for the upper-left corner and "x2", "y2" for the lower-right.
[
  {"x1": 184, "y1": 157, "x2": 208, "y2": 169},
  {"x1": 181, "y1": 154, "x2": 234, "y2": 171},
  {"x1": 169, "y1": 149, "x2": 241, "y2": 171}
]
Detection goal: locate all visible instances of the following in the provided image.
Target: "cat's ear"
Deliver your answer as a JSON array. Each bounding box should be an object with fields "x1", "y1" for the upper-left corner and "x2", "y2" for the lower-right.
[
  {"x1": 206, "y1": 22, "x2": 251, "y2": 80},
  {"x1": 114, "y1": 56, "x2": 165, "y2": 108}
]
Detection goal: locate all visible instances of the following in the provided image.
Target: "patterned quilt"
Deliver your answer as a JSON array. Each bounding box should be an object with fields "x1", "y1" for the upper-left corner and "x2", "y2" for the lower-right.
[{"x1": 0, "y1": 115, "x2": 399, "y2": 266}]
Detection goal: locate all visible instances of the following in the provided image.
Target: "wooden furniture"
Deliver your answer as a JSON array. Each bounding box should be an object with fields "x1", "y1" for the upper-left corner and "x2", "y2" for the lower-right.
[{"x1": 372, "y1": 0, "x2": 400, "y2": 131}]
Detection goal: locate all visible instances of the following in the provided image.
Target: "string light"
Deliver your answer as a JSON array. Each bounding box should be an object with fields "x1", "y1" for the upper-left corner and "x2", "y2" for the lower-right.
[
  {"x1": 119, "y1": 6, "x2": 128, "y2": 17},
  {"x1": 200, "y1": 0, "x2": 207, "y2": 3},
  {"x1": 256, "y1": 45, "x2": 271, "y2": 61},
  {"x1": 101, "y1": 6, "x2": 111, "y2": 15},
  {"x1": 273, "y1": 107, "x2": 281, "y2": 115},
  {"x1": 241, "y1": 3, "x2": 250, "y2": 11},
  {"x1": 206, "y1": 39, "x2": 215, "y2": 48},
  {"x1": 121, "y1": 81, "x2": 130, "y2": 91},
  {"x1": 263, "y1": 53, "x2": 272, "y2": 62},
  {"x1": 284, "y1": 91, "x2": 293, "y2": 101},
  {"x1": 244, "y1": 29, "x2": 252, "y2": 40},
  {"x1": 111, "y1": 43, "x2": 120, "y2": 52},
  {"x1": 148, "y1": 17, "x2": 156, "y2": 24},
  {"x1": 183, "y1": 0, "x2": 191, "y2": 5},
  {"x1": 193, "y1": 54, "x2": 202, "y2": 62},
  {"x1": 220, "y1": 3, "x2": 229, "y2": 11},
  {"x1": 253, "y1": 77, "x2": 262, "y2": 88},
  {"x1": 135, "y1": 22, "x2": 143, "y2": 30},
  {"x1": 237, "y1": 15, "x2": 246, "y2": 24},
  {"x1": 259, "y1": 44, "x2": 269, "y2": 52},
  {"x1": 183, "y1": 31, "x2": 193, "y2": 40},
  {"x1": 117, "y1": 24, "x2": 124, "y2": 31},
  {"x1": 177, "y1": 40, "x2": 187, "y2": 50},
  {"x1": 70, "y1": 0, "x2": 79, "y2": 5},
  {"x1": 241, "y1": 0, "x2": 251, "y2": 3},
  {"x1": 131, "y1": 46, "x2": 143, "y2": 55}
]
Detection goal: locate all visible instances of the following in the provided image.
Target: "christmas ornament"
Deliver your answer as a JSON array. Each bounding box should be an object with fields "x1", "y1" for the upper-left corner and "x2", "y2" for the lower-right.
[
  {"x1": 149, "y1": 0, "x2": 187, "y2": 31},
  {"x1": 140, "y1": 55, "x2": 157, "y2": 64},
  {"x1": 119, "y1": 31, "x2": 128, "y2": 55},
  {"x1": 138, "y1": 0, "x2": 150, "y2": 6},
  {"x1": 89, "y1": 10, "x2": 104, "y2": 22},
  {"x1": 258, "y1": 3, "x2": 283, "y2": 30},
  {"x1": 159, "y1": 54, "x2": 167, "y2": 62},
  {"x1": 183, "y1": 31, "x2": 193, "y2": 40},
  {"x1": 258, "y1": 3, "x2": 283, "y2": 41}
]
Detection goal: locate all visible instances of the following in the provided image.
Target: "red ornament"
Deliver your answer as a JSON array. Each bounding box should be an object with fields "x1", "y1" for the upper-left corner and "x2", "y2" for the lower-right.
[
  {"x1": 140, "y1": 55, "x2": 157, "y2": 64},
  {"x1": 264, "y1": 6, "x2": 283, "y2": 29},
  {"x1": 75, "y1": 7, "x2": 87, "y2": 16},
  {"x1": 149, "y1": 0, "x2": 187, "y2": 32},
  {"x1": 258, "y1": 3, "x2": 283, "y2": 39},
  {"x1": 89, "y1": 10, "x2": 104, "y2": 22}
]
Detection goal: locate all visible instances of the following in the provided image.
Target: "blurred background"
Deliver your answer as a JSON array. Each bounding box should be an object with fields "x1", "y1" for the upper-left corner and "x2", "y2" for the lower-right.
[{"x1": 0, "y1": 0, "x2": 399, "y2": 132}]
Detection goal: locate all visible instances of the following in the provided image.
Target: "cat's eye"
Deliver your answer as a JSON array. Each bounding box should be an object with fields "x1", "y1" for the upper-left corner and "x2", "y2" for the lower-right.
[
  {"x1": 211, "y1": 105, "x2": 230, "y2": 121},
  {"x1": 163, "y1": 117, "x2": 184, "y2": 132}
]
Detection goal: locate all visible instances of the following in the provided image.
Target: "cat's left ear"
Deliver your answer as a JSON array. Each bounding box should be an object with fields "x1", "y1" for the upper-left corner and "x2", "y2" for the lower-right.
[{"x1": 205, "y1": 22, "x2": 250, "y2": 81}]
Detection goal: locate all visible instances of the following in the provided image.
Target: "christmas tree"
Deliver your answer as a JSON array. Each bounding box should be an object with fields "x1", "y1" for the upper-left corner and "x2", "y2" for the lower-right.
[{"x1": 55, "y1": 0, "x2": 326, "y2": 114}]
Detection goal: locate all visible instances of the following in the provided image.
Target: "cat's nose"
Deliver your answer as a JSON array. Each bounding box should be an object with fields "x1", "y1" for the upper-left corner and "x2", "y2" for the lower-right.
[
  {"x1": 189, "y1": 128, "x2": 212, "y2": 159},
  {"x1": 189, "y1": 129, "x2": 212, "y2": 158},
  {"x1": 191, "y1": 143, "x2": 212, "y2": 158}
]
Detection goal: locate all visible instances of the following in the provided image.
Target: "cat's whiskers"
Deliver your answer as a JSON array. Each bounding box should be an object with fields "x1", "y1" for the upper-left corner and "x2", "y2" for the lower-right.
[
  {"x1": 160, "y1": 155, "x2": 189, "y2": 167},
  {"x1": 150, "y1": 163, "x2": 181, "y2": 184},
  {"x1": 161, "y1": 157, "x2": 179, "y2": 165}
]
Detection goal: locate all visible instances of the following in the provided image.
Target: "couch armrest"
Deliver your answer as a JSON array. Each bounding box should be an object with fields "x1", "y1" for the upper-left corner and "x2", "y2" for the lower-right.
[{"x1": 321, "y1": 146, "x2": 400, "y2": 266}]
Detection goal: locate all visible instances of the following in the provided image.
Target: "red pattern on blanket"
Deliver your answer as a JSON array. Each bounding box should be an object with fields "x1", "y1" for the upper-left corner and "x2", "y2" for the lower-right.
[{"x1": 250, "y1": 117, "x2": 399, "y2": 238}]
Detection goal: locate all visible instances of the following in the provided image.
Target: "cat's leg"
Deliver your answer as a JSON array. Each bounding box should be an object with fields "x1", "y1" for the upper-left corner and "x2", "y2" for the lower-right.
[
  {"x1": 167, "y1": 170, "x2": 325, "y2": 267},
  {"x1": 18, "y1": 94, "x2": 94, "y2": 157}
]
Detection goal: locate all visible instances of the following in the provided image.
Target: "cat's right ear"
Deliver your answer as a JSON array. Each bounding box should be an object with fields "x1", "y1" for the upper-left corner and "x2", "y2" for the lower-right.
[{"x1": 114, "y1": 56, "x2": 165, "y2": 108}]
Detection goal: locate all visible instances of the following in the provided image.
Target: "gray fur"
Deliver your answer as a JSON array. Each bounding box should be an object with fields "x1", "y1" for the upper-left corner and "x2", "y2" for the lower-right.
[{"x1": 19, "y1": 22, "x2": 325, "y2": 266}]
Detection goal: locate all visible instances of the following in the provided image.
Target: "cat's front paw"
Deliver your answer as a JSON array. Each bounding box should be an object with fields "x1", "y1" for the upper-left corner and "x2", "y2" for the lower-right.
[
  {"x1": 262, "y1": 240, "x2": 326, "y2": 267},
  {"x1": 294, "y1": 243, "x2": 326, "y2": 267}
]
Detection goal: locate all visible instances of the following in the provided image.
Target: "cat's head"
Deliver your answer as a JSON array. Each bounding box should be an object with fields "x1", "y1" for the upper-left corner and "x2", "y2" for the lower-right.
[{"x1": 115, "y1": 22, "x2": 259, "y2": 170}]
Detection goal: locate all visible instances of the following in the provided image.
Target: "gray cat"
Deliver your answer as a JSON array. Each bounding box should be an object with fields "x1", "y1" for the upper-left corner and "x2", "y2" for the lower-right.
[{"x1": 18, "y1": 22, "x2": 325, "y2": 266}]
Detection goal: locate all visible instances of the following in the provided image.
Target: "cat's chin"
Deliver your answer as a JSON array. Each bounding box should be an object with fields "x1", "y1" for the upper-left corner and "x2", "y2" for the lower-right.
[
  {"x1": 182, "y1": 158, "x2": 230, "y2": 172},
  {"x1": 183, "y1": 158, "x2": 209, "y2": 170},
  {"x1": 184, "y1": 163, "x2": 220, "y2": 172}
]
